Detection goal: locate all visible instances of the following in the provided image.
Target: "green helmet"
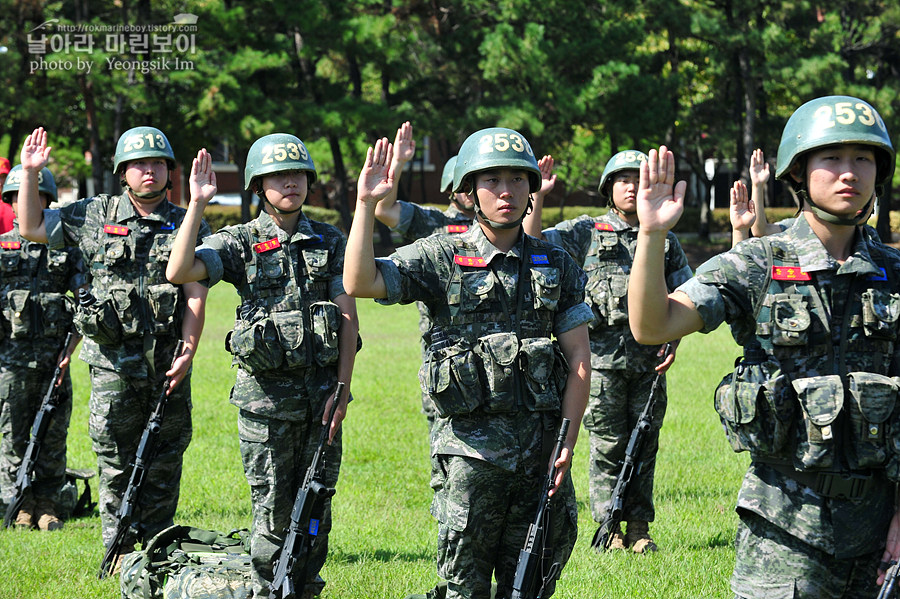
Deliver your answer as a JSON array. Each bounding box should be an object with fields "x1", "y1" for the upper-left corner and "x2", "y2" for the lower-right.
[
  {"x1": 452, "y1": 127, "x2": 540, "y2": 194},
  {"x1": 440, "y1": 156, "x2": 458, "y2": 194},
  {"x1": 244, "y1": 133, "x2": 316, "y2": 190},
  {"x1": 2, "y1": 165, "x2": 57, "y2": 203},
  {"x1": 113, "y1": 126, "x2": 176, "y2": 174},
  {"x1": 598, "y1": 150, "x2": 647, "y2": 201},
  {"x1": 775, "y1": 95, "x2": 894, "y2": 194}
]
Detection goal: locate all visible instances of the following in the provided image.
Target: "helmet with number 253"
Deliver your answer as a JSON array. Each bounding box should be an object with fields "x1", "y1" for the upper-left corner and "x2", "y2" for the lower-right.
[
  {"x1": 598, "y1": 150, "x2": 647, "y2": 201},
  {"x1": 244, "y1": 133, "x2": 317, "y2": 190},
  {"x1": 776, "y1": 96, "x2": 895, "y2": 195},
  {"x1": 113, "y1": 126, "x2": 176, "y2": 174},
  {"x1": 2, "y1": 164, "x2": 57, "y2": 203},
  {"x1": 452, "y1": 127, "x2": 540, "y2": 194}
]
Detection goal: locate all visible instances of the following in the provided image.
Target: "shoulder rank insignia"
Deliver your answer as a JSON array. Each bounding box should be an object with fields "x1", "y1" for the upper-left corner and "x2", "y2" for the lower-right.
[
  {"x1": 454, "y1": 254, "x2": 487, "y2": 267},
  {"x1": 254, "y1": 238, "x2": 282, "y2": 253},
  {"x1": 868, "y1": 267, "x2": 887, "y2": 282},
  {"x1": 772, "y1": 266, "x2": 811, "y2": 281},
  {"x1": 104, "y1": 224, "x2": 130, "y2": 236},
  {"x1": 0, "y1": 241, "x2": 21, "y2": 250},
  {"x1": 594, "y1": 222, "x2": 614, "y2": 231},
  {"x1": 447, "y1": 225, "x2": 468, "y2": 233},
  {"x1": 531, "y1": 254, "x2": 549, "y2": 265}
]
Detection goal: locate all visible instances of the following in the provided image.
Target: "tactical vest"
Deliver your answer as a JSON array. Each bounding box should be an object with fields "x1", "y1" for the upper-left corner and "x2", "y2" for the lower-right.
[
  {"x1": 420, "y1": 236, "x2": 567, "y2": 418},
  {"x1": 582, "y1": 220, "x2": 669, "y2": 329},
  {"x1": 73, "y1": 195, "x2": 183, "y2": 345},
  {"x1": 715, "y1": 236, "x2": 900, "y2": 485},
  {"x1": 224, "y1": 222, "x2": 341, "y2": 375},
  {"x1": 0, "y1": 235, "x2": 73, "y2": 341}
]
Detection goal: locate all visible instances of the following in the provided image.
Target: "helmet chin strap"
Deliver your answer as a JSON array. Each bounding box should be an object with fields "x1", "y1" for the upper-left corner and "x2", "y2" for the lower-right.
[
  {"x1": 123, "y1": 177, "x2": 171, "y2": 201},
  {"x1": 473, "y1": 196, "x2": 533, "y2": 230},
  {"x1": 797, "y1": 185, "x2": 871, "y2": 226},
  {"x1": 259, "y1": 192, "x2": 303, "y2": 215}
]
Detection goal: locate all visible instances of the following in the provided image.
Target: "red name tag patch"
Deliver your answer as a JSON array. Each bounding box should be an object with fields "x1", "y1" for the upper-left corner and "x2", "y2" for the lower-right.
[
  {"x1": 254, "y1": 238, "x2": 282, "y2": 253},
  {"x1": 0, "y1": 241, "x2": 21, "y2": 250},
  {"x1": 104, "y1": 224, "x2": 130, "y2": 236},
  {"x1": 594, "y1": 223, "x2": 614, "y2": 231},
  {"x1": 772, "y1": 266, "x2": 811, "y2": 281},
  {"x1": 454, "y1": 255, "x2": 487, "y2": 267},
  {"x1": 447, "y1": 225, "x2": 468, "y2": 233}
]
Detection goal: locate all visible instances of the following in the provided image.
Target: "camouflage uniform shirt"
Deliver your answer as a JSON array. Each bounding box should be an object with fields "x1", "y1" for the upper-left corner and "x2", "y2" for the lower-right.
[{"x1": 678, "y1": 216, "x2": 899, "y2": 559}]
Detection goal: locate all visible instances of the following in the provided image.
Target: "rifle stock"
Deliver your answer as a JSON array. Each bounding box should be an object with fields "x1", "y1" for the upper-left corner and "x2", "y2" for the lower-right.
[
  {"x1": 98, "y1": 339, "x2": 184, "y2": 579},
  {"x1": 4, "y1": 332, "x2": 74, "y2": 528},
  {"x1": 591, "y1": 343, "x2": 671, "y2": 552},
  {"x1": 510, "y1": 417, "x2": 571, "y2": 599},
  {"x1": 270, "y1": 381, "x2": 344, "y2": 599}
]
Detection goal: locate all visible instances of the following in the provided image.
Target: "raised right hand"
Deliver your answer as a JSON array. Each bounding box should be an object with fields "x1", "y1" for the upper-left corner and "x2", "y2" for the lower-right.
[
  {"x1": 636, "y1": 146, "x2": 686, "y2": 233},
  {"x1": 749, "y1": 148, "x2": 769, "y2": 186},
  {"x1": 20, "y1": 127, "x2": 52, "y2": 171}
]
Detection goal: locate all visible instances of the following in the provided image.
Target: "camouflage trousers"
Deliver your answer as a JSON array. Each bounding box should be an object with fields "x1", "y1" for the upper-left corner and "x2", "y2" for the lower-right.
[
  {"x1": 583, "y1": 368, "x2": 666, "y2": 524},
  {"x1": 88, "y1": 365, "x2": 192, "y2": 547},
  {"x1": 732, "y1": 510, "x2": 882, "y2": 599},
  {"x1": 237, "y1": 408, "x2": 342, "y2": 599},
  {"x1": 431, "y1": 453, "x2": 578, "y2": 599},
  {"x1": 0, "y1": 365, "x2": 73, "y2": 504}
]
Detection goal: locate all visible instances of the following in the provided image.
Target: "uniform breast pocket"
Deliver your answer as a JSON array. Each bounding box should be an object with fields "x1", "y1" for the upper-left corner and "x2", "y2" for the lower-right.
[
  {"x1": 530, "y1": 267, "x2": 560, "y2": 311},
  {"x1": 861, "y1": 288, "x2": 900, "y2": 340},
  {"x1": 460, "y1": 270, "x2": 496, "y2": 313},
  {"x1": 257, "y1": 254, "x2": 286, "y2": 289},
  {"x1": 0, "y1": 251, "x2": 20, "y2": 273},
  {"x1": 103, "y1": 239, "x2": 130, "y2": 266},
  {"x1": 302, "y1": 248, "x2": 331, "y2": 280},
  {"x1": 149, "y1": 235, "x2": 174, "y2": 263},
  {"x1": 770, "y1": 293, "x2": 810, "y2": 346}
]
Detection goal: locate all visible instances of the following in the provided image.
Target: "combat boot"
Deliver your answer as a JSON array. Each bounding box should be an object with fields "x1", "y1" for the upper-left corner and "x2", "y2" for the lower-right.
[
  {"x1": 625, "y1": 520, "x2": 657, "y2": 553},
  {"x1": 35, "y1": 497, "x2": 64, "y2": 531},
  {"x1": 14, "y1": 497, "x2": 35, "y2": 529}
]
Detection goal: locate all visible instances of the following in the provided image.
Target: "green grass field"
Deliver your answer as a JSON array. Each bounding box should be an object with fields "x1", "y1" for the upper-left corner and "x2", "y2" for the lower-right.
[{"x1": 0, "y1": 283, "x2": 748, "y2": 599}]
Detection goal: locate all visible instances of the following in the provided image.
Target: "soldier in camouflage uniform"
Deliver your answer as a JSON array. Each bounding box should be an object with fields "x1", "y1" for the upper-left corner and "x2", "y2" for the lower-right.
[
  {"x1": 628, "y1": 96, "x2": 900, "y2": 598},
  {"x1": 0, "y1": 165, "x2": 84, "y2": 530},
  {"x1": 524, "y1": 150, "x2": 692, "y2": 553},
  {"x1": 166, "y1": 137, "x2": 358, "y2": 599},
  {"x1": 345, "y1": 130, "x2": 592, "y2": 599},
  {"x1": 17, "y1": 127, "x2": 209, "y2": 556}
]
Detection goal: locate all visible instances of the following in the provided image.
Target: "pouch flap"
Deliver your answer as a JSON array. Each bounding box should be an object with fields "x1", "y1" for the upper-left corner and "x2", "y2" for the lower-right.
[
  {"x1": 518, "y1": 337, "x2": 555, "y2": 384},
  {"x1": 530, "y1": 267, "x2": 560, "y2": 289},
  {"x1": 461, "y1": 270, "x2": 494, "y2": 296},
  {"x1": 772, "y1": 293, "x2": 810, "y2": 332},
  {"x1": 848, "y1": 371, "x2": 897, "y2": 423},
  {"x1": 792, "y1": 375, "x2": 842, "y2": 426},
  {"x1": 477, "y1": 331, "x2": 519, "y2": 366}
]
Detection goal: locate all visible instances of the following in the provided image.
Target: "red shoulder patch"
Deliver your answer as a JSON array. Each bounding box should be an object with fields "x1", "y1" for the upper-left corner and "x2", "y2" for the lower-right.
[
  {"x1": 104, "y1": 224, "x2": 130, "y2": 236},
  {"x1": 0, "y1": 241, "x2": 21, "y2": 250},
  {"x1": 253, "y1": 238, "x2": 282, "y2": 253},
  {"x1": 771, "y1": 266, "x2": 811, "y2": 281},
  {"x1": 447, "y1": 225, "x2": 468, "y2": 233},
  {"x1": 594, "y1": 222, "x2": 614, "y2": 231},
  {"x1": 454, "y1": 255, "x2": 487, "y2": 267}
]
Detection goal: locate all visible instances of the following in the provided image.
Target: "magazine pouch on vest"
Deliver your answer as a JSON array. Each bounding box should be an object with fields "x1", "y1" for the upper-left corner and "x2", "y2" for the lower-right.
[
  {"x1": 421, "y1": 336, "x2": 483, "y2": 418},
  {"x1": 793, "y1": 375, "x2": 843, "y2": 470}
]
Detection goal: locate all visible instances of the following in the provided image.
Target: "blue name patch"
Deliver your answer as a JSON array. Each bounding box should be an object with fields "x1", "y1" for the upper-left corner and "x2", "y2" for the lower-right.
[
  {"x1": 531, "y1": 254, "x2": 549, "y2": 265},
  {"x1": 868, "y1": 267, "x2": 887, "y2": 281},
  {"x1": 160, "y1": 222, "x2": 175, "y2": 231}
]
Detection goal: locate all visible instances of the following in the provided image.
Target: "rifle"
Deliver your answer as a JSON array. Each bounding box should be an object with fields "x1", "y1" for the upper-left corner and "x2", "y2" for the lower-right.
[
  {"x1": 98, "y1": 339, "x2": 185, "y2": 579},
  {"x1": 591, "y1": 343, "x2": 672, "y2": 552},
  {"x1": 878, "y1": 560, "x2": 899, "y2": 599},
  {"x1": 3, "y1": 332, "x2": 75, "y2": 528},
  {"x1": 510, "y1": 417, "x2": 571, "y2": 599},
  {"x1": 270, "y1": 381, "x2": 345, "y2": 599}
]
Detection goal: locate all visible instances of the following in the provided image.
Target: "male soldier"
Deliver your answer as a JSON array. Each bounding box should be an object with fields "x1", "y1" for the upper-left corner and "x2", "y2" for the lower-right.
[
  {"x1": 524, "y1": 150, "x2": 692, "y2": 552},
  {"x1": 0, "y1": 165, "x2": 84, "y2": 530},
  {"x1": 629, "y1": 96, "x2": 900, "y2": 597},
  {"x1": 167, "y1": 137, "x2": 357, "y2": 599},
  {"x1": 16, "y1": 127, "x2": 209, "y2": 560},
  {"x1": 0, "y1": 157, "x2": 14, "y2": 233},
  {"x1": 345, "y1": 130, "x2": 591, "y2": 598}
]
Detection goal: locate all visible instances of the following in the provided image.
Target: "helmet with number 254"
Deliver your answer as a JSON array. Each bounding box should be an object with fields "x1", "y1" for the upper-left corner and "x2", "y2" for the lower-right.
[
  {"x1": 776, "y1": 96, "x2": 895, "y2": 195},
  {"x1": 244, "y1": 133, "x2": 317, "y2": 190}
]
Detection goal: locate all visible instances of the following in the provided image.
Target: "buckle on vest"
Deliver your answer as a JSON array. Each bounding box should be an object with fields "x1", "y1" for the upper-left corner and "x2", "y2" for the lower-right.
[{"x1": 813, "y1": 471, "x2": 871, "y2": 500}]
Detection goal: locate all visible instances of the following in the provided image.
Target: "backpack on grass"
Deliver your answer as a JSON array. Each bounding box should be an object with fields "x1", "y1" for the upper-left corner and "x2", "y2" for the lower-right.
[{"x1": 120, "y1": 525, "x2": 253, "y2": 599}]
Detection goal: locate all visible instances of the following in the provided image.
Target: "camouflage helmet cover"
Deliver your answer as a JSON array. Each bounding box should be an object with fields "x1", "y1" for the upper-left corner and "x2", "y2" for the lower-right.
[
  {"x1": 452, "y1": 128, "x2": 540, "y2": 194},
  {"x1": 598, "y1": 150, "x2": 648, "y2": 199},
  {"x1": 113, "y1": 126, "x2": 176, "y2": 174},
  {"x1": 244, "y1": 133, "x2": 317, "y2": 190},
  {"x1": 2, "y1": 164, "x2": 57, "y2": 203},
  {"x1": 775, "y1": 95, "x2": 895, "y2": 193}
]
